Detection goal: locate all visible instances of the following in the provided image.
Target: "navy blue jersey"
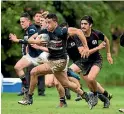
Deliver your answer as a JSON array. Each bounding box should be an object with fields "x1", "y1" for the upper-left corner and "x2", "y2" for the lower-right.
[
  {"x1": 21, "y1": 29, "x2": 28, "y2": 55},
  {"x1": 39, "y1": 26, "x2": 68, "y2": 60},
  {"x1": 24, "y1": 24, "x2": 43, "y2": 57}
]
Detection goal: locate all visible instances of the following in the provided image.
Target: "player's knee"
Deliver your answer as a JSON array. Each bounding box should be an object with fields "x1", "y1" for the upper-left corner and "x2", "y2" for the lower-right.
[
  {"x1": 30, "y1": 68, "x2": 37, "y2": 76},
  {"x1": 45, "y1": 82, "x2": 53, "y2": 88},
  {"x1": 61, "y1": 81, "x2": 69, "y2": 88},
  {"x1": 14, "y1": 65, "x2": 21, "y2": 71},
  {"x1": 88, "y1": 77, "x2": 95, "y2": 83}
]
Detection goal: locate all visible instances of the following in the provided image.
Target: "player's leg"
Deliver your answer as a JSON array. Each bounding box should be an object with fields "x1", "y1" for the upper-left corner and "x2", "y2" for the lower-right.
[
  {"x1": 18, "y1": 63, "x2": 52, "y2": 105},
  {"x1": 54, "y1": 71, "x2": 94, "y2": 109},
  {"x1": 53, "y1": 77, "x2": 67, "y2": 107},
  {"x1": 69, "y1": 63, "x2": 83, "y2": 101},
  {"x1": 97, "y1": 82, "x2": 112, "y2": 100},
  {"x1": 85, "y1": 65, "x2": 100, "y2": 106},
  {"x1": 14, "y1": 56, "x2": 32, "y2": 93}
]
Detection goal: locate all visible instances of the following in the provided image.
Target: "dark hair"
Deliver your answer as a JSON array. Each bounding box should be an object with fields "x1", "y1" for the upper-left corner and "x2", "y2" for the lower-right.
[
  {"x1": 20, "y1": 12, "x2": 31, "y2": 20},
  {"x1": 46, "y1": 13, "x2": 58, "y2": 22},
  {"x1": 33, "y1": 11, "x2": 42, "y2": 17},
  {"x1": 81, "y1": 15, "x2": 93, "y2": 25},
  {"x1": 60, "y1": 22, "x2": 69, "y2": 28}
]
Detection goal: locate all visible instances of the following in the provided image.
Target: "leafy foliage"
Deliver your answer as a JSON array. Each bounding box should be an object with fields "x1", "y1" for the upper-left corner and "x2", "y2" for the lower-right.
[{"x1": 1, "y1": 1, "x2": 124, "y2": 84}]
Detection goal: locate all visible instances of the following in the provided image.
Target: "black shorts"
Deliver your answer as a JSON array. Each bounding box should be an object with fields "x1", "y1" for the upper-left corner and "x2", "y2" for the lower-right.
[{"x1": 74, "y1": 59, "x2": 102, "y2": 76}]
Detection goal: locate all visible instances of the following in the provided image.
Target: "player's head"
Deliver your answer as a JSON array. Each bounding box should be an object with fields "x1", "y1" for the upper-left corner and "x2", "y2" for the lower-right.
[
  {"x1": 46, "y1": 13, "x2": 58, "y2": 32},
  {"x1": 33, "y1": 11, "x2": 42, "y2": 25},
  {"x1": 60, "y1": 22, "x2": 69, "y2": 28},
  {"x1": 20, "y1": 12, "x2": 31, "y2": 30},
  {"x1": 80, "y1": 15, "x2": 93, "y2": 32},
  {"x1": 40, "y1": 16, "x2": 47, "y2": 29}
]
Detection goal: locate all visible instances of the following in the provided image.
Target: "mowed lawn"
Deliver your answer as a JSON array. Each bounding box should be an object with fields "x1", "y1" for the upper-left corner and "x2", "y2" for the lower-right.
[{"x1": 1, "y1": 86, "x2": 124, "y2": 114}]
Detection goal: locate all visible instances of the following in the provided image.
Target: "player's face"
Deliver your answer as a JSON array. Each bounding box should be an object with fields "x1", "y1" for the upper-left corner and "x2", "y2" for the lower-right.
[
  {"x1": 81, "y1": 20, "x2": 91, "y2": 32},
  {"x1": 33, "y1": 13, "x2": 41, "y2": 24},
  {"x1": 40, "y1": 17, "x2": 47, "y2": 29},
  {"x1": 20, "y1": 17, "x2": 30, "y2": 30},
  {"x1": 46, "y1": 18, "x2": 57, "y2": 32}
]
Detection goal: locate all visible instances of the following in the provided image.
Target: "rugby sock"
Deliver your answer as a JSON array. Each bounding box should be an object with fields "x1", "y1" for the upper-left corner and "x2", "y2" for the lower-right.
[
  {"x1": 20, "y1": 75, "x2": 28, "y2": 88},
  {"x1": 103, "y1": 90, "x2": 109, "y2": 97},
  {"x1": 81, "y1": 92, "x2": 88, "y2": 99},
  {"x1": 93, "y1": 92, "x2": 98, "y2": 96},
  {"x1": 60, "y1": 97, "x2": 67, "y2": 104},
  {"x1": 28, "y1": 94, "x2": 33, "y2": 99}
]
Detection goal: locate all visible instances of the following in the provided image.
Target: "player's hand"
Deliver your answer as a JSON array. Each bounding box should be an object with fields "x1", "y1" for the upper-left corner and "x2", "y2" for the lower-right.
[
  {"x1": 9, "y1": 33, "x2": 19, "y2": 42},
  {"x1": 107, "y1": 53, "x2": 113, "y2": 64},
  {"x1": 98, "y1": 41, "x2": 106, "y2": 50},
  {"x1": 81, "y1": 47, "x2": 89, "y2": 58},
  {"x1": 40, "y1": 41, "x2": 48, "y2": 47},
  {"x1": 78, "y1": 46, "x2": 84, "y2": 54}
]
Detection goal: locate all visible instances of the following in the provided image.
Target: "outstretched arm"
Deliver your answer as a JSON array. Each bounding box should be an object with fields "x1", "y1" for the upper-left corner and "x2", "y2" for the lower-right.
[
  {"x1": 78, "y1": 41, "x2": 106, "y2": 55},
  {"x1": 9, "y1": 33, "x2": 46, "y2": 46},
  {"x1": 31, "y1": 44, "x2": 49, "y2": 52},
  {"x1": 104, "y1": 36, "x2": 113, "y2": 64},
  {"x1": 68, "y1": 27, "x2": 89, "y2": 58}
]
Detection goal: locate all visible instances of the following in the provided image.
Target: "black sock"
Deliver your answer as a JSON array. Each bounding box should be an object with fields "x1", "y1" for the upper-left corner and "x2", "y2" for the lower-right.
[
  {"x1": 60, "y1": 97, "x2": 66, "y2": 104},
  {"x1": 80, "y1": 86, "x2": 83, "y2": 91},
  {"x1": 81, "y1": 92, "x2": 87, "y2": 99},
  {"x1": 93, "y1": 92, "x2": 98, "y2": 96},
  {"x1": 28, "y1": 94, "x2": 33, "y2": 99},
  {"x1": 20, "y1": 75, "x2": 28, "y2": 88},
  {"x1": 103, "y1": 90, "x2": 109, "y2": 97}
]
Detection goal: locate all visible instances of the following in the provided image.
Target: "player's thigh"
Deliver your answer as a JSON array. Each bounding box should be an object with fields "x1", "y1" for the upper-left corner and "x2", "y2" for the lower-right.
[
  {"x1": 54, "y1": 71, "x2": 69, "y2": 87},
  {"x1": 14, "y1": 56, "x2": 32, "y2": 70},
  {"x1": 68, "y1": 77, "x2": 80, "y2": 87},
  {"x1": 30, "y1": 63, "x2": 53, "y2": 76},
  {"x1": 69, "y1": 63, "x2": 81, "y2": 73},
  {"x1": 88, "y1": 65, "x2": 100, "y2": 80}
]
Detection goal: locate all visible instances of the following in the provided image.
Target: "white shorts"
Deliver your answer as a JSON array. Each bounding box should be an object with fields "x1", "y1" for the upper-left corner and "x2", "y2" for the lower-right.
[{"x1": 23, "y1": 52, "x2": 49, "y2": 66}]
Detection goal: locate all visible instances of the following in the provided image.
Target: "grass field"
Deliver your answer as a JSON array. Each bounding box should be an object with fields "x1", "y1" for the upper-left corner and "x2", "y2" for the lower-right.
[{"x1": 1, "y1": 86, "x2": 124, "y2": 114}]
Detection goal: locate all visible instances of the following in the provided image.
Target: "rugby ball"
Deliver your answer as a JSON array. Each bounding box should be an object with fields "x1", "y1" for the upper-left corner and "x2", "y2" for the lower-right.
[{"x1": 37, "y1": 34, "x2": 50, "y2": 42}]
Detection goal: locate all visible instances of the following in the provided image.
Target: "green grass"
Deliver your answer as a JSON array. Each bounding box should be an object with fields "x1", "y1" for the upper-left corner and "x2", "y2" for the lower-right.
[{"x1": 1, "y1": 86, "x2": 124, "y2": 114}]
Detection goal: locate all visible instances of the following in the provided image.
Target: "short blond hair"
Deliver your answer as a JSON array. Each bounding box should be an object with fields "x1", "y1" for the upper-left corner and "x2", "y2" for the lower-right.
[{"x1": 41, "y1": 11, "x2": 49, "y2": 18}]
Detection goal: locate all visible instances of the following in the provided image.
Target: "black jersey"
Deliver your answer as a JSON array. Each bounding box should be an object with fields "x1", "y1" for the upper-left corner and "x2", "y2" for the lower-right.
[
  {"x1": 24, "y1": 24, "x2": 43, "y2": 57},
  {"x1": 86, "y1": 29, "x2": 105, "y2": 61},
  {"x1": 67, "y1": 35, "x2": 82, "y2": 62},
  {"x1": 39, "y1": 26, "x2": 68, "y2": 60},
  {"x1": 33, "y1": 24, "x2": 41, "y2": 33}
]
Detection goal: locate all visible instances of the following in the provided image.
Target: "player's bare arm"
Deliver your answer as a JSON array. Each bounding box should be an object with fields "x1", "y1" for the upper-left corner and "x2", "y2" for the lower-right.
[{"x1": 68, "y1": 27, "x2": 89, "y2": 58}]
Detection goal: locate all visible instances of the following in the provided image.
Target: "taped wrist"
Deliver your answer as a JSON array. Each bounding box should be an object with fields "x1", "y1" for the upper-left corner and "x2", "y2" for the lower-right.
[{"x1": 19, "y1": 39, "x2": 28, "y2": 44}]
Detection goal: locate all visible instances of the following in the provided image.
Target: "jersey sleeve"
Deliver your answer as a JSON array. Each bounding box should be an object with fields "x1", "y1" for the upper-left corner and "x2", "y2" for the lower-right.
[
  {"x1": 62, "y1": 28, "x2": 68, "y2": 39},
  {"x1": 95, "y1": 30, "x2": 105, "y2": 41},
  {"x1": 28, "y1": 27, "x2": 37, "y2": 37}
]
